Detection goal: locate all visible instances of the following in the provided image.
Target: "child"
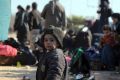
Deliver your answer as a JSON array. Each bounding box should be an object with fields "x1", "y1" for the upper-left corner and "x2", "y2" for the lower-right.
[
  {"x1": 100, "y1": 25, "x2": 116, "y2": 70},
  {"x1": 100, "y1": 25, "x2": 116, "y2": 48},
  {"x1": 36, "y1": 26, "x2": 67, "y2": 80}
]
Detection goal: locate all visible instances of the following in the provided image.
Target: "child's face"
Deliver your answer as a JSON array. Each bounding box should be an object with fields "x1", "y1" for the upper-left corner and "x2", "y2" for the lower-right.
[
  {"x1": 44, "y1": 34, "x2": 58, "y2": 51},
  {"x1": 103, "y1": 30, "x2": 110, "y2": 34}
]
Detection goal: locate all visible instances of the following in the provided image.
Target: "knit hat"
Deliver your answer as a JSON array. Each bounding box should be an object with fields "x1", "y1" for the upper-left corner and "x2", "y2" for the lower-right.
[{"x1": 41, "y1": 25, "x2": 64, "y2": 49}]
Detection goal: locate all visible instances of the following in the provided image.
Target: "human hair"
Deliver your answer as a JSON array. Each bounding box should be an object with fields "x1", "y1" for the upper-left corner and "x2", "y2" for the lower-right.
[
  {"x1": 102, "y1": 25, "x2": 111, "y2": 31},
  {"x1": 26, "y1": 5, "x2": 30, "y2": 10},
  {"x1": 32, "y1": 2, "x2": 37, "y2": 9},
  {"x1": 111, "y1": 13, "x2": 120, "y2": 21},
  {"x1": 17, "y1": 5, "x2": 24, "y2": 11}
]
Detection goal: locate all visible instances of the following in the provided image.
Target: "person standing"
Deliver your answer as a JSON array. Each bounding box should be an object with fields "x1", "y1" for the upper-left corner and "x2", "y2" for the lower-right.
[
  {"x1": 25, "y1": 5, "x2": 31, "y2": 23},
  {"x1": 29, "y1": 2, "x2": 42, "y2": 50},
  {"x1": 24, "y1": 5, "x2": 31, "y2": 44},
  {"x1": 41, "y1": 0, "x2": 67, "y2": 29},
  {"x1": 14, "y1": 5, "x2": 27, "y2": 46}
]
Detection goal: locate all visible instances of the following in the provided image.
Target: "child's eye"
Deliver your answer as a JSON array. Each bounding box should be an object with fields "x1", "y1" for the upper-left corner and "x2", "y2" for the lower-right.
[
  {"x1": 44, "y1": 39, "x2": 54, "y2": 42},
  {"x1": 50, "y1": 39, "x2": 54, "y2": 42},
  {"x1": 44, "y1": 39, "x2": 48, "y2": 42}
]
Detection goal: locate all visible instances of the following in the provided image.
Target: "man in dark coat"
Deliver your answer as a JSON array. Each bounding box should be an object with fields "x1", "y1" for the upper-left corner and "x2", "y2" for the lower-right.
[
  {"x1": 14, "y1": 5, "x2": 27, "y2": 46},
  {"x1": 29, "y1": 2, "x2": 42, "y2": 50},
  {"x1": 41, "y1": 0, "x2": 67, "y2": 29}
]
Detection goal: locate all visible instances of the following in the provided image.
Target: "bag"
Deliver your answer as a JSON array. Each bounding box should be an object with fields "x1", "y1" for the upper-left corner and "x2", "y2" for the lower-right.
[{"x1": 0, "y1": 44, "x2": 17, "y2": 57}]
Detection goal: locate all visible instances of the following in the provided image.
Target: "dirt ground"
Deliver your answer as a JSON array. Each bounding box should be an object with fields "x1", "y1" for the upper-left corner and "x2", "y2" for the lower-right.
[{"x1": 0, "y1": 66, "x2": 36, "y2": 80}]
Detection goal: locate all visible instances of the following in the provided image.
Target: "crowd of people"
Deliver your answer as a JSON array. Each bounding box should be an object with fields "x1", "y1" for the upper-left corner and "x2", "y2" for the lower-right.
[
  {"x1": 14, "y1": 0, "x2": 67, "y2": 49},
  {"x1": 0, "y1": 0, "x2": 120, "y2": 80}
]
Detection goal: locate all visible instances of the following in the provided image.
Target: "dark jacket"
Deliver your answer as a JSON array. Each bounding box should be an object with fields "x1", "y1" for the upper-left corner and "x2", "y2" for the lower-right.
[
  {"x1": 116, "y1": 22, "x2": 120, "y2": 34},
  {"x1": 36, "y1": 49, "x2": 67, "y2": 80},
  {"x1": 29, "y1": 10, "x2": 42, "y2": 30},
  {"x1": 14, "y1": 11, "x2": 27, "y2": 44},
  {"x1": 113, "y1": 22, "x2": 120, "y2": 43},
  {"x1": 14, "y1": 11, "x2": 26, "y2": 32},
  {"x1": 41, "y1": 1, "x2": 67, "y2": 28}
]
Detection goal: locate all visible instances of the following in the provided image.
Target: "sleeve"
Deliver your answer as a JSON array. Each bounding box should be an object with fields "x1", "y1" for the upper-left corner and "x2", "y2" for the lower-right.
[
  {"x1": 14, "y1": 13, "x2": 19, "y2": 31},
  {"x1": 46, "y1": 53, "x2": 65, "y2": 80},
  {"x1": 28, "y1": 12, "x2": 33, "y2": 30},
  {"x1": 61, "y1": 9, "x2": 67, "y2": 29},
  {"x1": 99, "y1": 36, "x2": 105, "y2": 47},
  {"x1": 116, "y1": 23, "x2": 120, "y2": 34},
  {"x1": 41, "y1": 5, "x2": 48, "y2": 19}
]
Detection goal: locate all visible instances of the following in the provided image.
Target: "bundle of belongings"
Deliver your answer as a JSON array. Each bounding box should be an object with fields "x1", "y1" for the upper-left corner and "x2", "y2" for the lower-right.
[
  {"x1": 0, "y1": 38, "x2": 37, "y2": 65},
  {"x1": 0, "y1": 41, "x2": 17, "y2": 65}
]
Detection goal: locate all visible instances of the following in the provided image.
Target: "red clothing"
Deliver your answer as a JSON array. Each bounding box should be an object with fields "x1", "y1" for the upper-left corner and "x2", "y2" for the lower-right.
[
  {"x1": 0, "y1": 44, "x2": 17, "y2": 57},
  {"x1": 100, "y1": 33, "x2": 116, "y2": 47},
  {"x1": 65, "y1": 56, "x2": 71, "y2": 63}
]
